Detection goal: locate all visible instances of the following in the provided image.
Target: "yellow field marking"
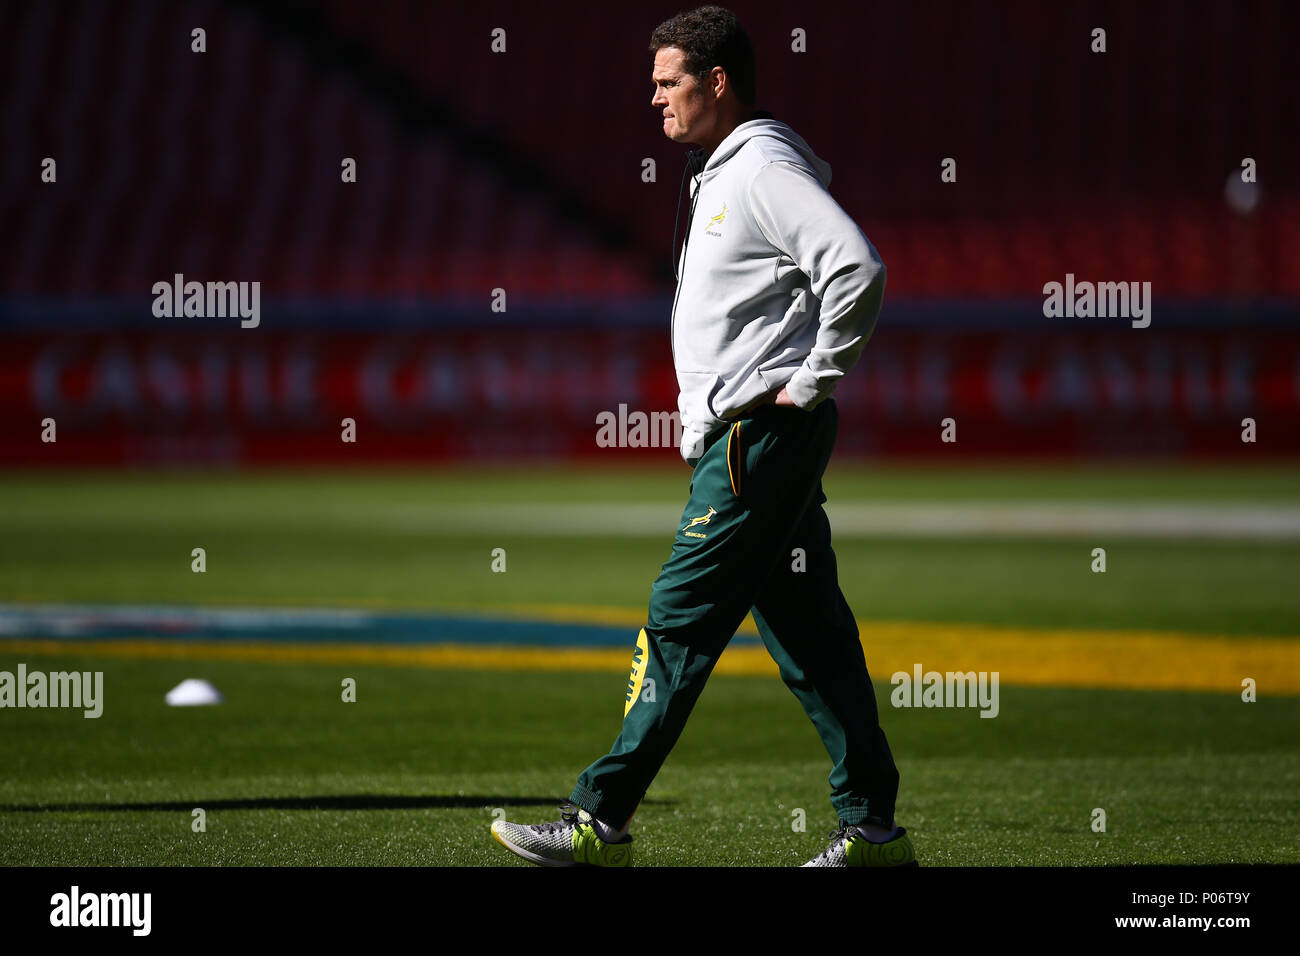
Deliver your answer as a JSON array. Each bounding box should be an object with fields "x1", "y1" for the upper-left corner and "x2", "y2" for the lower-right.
[
  {"x1": 3, "y1": 614, "x2": 1296, "y2": 694},
  {"x1": 0, "y1": 639, "x2": 641, "y2": 674},
  {"x1": 857, "y1": 621, "x2": 1299, "y2": 694}
]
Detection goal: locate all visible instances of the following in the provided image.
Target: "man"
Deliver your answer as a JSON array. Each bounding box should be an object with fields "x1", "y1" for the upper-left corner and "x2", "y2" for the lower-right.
[{"x1": 491, "y1": 5, "x2": 912, "y2": 868}]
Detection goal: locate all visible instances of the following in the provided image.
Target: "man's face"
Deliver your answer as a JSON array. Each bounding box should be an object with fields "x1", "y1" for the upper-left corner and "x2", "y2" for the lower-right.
[{"x1": 651, "y1": 46, "x2": 714, "y2": 145}]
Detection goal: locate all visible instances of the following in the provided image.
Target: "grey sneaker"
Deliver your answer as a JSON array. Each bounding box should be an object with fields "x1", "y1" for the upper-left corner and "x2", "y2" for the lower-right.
[
  {"x1": 491, "y1": 803, "x2": 633, "y2": 867},
  {"x1": 802, "y1": 824, "x2": 918, "y2": 867}
]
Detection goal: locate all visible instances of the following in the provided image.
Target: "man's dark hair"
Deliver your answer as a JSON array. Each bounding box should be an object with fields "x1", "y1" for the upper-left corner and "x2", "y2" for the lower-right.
[{"x1": 649, "y1": 6, "x2": 757, "y2": 107}]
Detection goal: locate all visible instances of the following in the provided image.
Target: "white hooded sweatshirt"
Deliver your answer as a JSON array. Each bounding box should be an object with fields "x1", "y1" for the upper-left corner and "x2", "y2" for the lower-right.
[{"x1": 670, "y1": 114, "x2": 886, "y2": 461}]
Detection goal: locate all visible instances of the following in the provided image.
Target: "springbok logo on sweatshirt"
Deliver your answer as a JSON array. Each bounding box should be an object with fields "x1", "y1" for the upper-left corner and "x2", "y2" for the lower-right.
[{"x1": 704, "y1": 202, "x2": 727, "y2": 236}]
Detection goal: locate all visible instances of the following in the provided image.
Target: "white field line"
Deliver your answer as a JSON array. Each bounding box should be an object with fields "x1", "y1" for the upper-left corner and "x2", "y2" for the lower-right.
[{"x1": 377, "y1": 501, "x2": 1300, "y2": 539}]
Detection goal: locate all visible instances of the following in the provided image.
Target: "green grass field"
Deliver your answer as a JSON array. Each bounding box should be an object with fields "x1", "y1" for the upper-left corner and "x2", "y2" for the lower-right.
[{"x1": 1, "y1": 463, "x2": 1298, "y2": 865}]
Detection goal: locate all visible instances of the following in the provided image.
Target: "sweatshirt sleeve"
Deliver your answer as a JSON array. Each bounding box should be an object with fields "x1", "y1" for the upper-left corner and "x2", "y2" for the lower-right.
[{"x1": 748, "y1": 160, "x2": 886, "y2": 409}]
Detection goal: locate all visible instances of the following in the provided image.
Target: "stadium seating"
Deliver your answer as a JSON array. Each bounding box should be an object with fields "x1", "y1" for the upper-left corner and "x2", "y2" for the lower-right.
[{"x1": 1, "y1": 0, "x2": 1295, "y2": 300}]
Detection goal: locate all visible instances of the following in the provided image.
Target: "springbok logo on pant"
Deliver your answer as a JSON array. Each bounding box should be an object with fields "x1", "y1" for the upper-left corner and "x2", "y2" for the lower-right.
[
  {"x1": 683, "y1": 505, "x2": 716, "y2": 531},
  {"x1": 624, "y1": 629, "x2": 649, "y2": 717}
]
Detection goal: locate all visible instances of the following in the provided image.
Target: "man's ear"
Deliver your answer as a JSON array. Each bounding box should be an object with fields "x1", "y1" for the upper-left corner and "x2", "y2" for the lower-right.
[{"x1": 711, "y1": 66, "x2": 727, "y2": 100}]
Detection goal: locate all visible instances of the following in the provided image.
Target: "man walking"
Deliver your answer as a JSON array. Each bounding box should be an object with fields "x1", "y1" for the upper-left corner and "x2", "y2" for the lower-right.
[{"x1": 491, "y1": 5, "x2": 912, "y2": 868}]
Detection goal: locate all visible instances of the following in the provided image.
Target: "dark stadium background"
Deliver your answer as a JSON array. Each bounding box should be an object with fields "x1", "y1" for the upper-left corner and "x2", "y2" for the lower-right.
[{"x1": 2, "y1": 0, "x2": 1296, "y2": 465}]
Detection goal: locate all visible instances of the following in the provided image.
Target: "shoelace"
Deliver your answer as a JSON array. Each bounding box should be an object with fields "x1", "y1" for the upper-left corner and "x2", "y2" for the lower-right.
[
  {"x1": 532, "y1": 802, "x2": 582, "y2": 835},
  {"x1": 810, "y1": 825, "x2": 854, "y2": 862}
]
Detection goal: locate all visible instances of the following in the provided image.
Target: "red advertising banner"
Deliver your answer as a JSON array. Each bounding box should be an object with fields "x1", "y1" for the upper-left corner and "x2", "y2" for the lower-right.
[{"x1": 1, "y1": 326, "x2": 1296, "y2": 464}]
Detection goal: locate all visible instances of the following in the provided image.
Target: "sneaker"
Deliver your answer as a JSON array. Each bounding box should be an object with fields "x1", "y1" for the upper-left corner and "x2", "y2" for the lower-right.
[
  {"x1": 802, "y1": 823, "x2": 918, "y2": 867},
  {"x1": 491, "y1": 803, "x2": 633, "y2": 867}
]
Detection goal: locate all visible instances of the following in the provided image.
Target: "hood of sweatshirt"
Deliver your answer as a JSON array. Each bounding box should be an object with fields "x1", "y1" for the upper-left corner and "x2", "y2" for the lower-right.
[{"x1": 699, "y1": 113, "x2": 833, "y2": 187}]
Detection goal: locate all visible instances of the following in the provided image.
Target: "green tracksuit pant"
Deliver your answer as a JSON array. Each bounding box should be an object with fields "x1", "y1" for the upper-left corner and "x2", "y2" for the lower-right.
[{"x1": 569, "y1": 398, "x2": 900, "y2": 831}]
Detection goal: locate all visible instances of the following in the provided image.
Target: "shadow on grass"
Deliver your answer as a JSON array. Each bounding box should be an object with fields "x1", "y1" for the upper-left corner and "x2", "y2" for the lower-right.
[{"x1": 0, "y1": 795, "x2": 672, "y2": 812}]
